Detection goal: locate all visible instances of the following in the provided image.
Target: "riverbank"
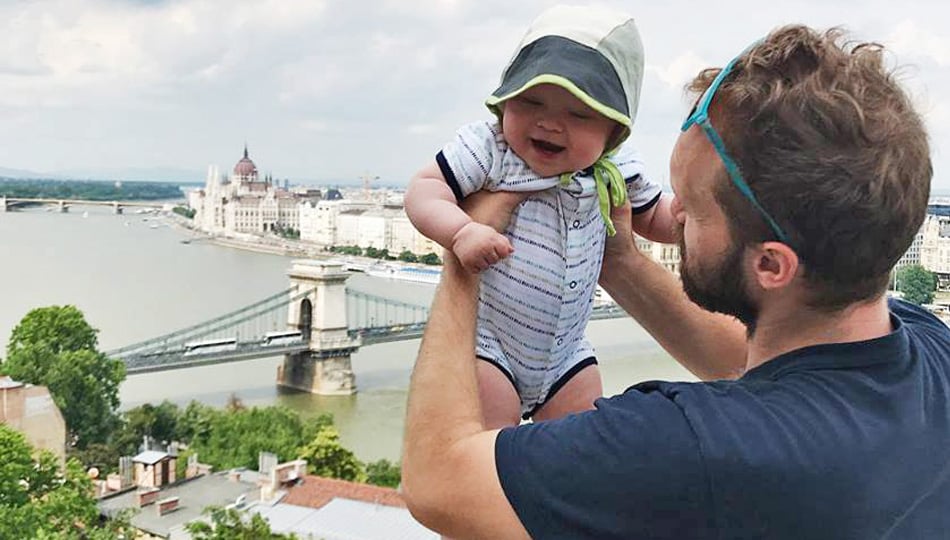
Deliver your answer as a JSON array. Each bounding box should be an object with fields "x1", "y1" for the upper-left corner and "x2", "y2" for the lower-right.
[{"x1": 168, "y1": 215, "x2": 446, "y2": 275}]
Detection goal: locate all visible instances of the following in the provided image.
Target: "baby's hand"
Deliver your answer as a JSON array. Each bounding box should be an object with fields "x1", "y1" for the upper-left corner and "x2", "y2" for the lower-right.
[{"x1": 451, "y1": 221, "x2": 514, "y2": 273}]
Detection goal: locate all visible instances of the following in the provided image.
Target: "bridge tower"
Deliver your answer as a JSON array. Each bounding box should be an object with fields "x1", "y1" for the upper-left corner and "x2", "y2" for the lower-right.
[{"x1": 277, "y1": 260, "x2": 359, "y2": 395}]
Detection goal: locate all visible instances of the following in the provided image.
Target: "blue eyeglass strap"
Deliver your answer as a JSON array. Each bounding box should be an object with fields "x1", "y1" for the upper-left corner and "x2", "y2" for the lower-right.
[{"x1": 699, "y1": 121, "x2": 790, "y2": 244}]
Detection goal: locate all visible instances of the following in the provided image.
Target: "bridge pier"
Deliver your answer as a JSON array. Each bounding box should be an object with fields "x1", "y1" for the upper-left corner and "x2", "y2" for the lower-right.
[
  {"x1": 58, "y1": 200, "x2": 68, "y2": 213},
  {"x1": 0, "y1": 196, "x2": 6, "y2": 213},
  {"x1": 113, "y1": 201, "x2": 123, "y2": 215},
  {"x1": 278, "y1": 260, "x2": 358, "y2": 395}
]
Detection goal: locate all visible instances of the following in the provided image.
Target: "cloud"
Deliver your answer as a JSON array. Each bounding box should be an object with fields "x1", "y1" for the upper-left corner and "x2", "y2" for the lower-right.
[
  {"x1": 886, "y1": 19, "x2": 950, "y2": 67},
  {"x1": 647, "y1": 51, "x2": 708, "y2": 92},
  {"x1": 0, "y1": 0, "x2": 946, "y2": 190}
]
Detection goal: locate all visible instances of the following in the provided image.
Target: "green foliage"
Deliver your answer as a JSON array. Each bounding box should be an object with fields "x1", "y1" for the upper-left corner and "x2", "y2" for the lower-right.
[
  {"x1": 365, "y1": 458, "x2": 401, "y2": 488},
  {"x1": 69, "y1": 442, "x2": 120, "y2": 476},
  {"x1": 397, "y1": 250, "x2": 418, "y2": 263},
  {"x1": 190, "y1": 406, "x2": 331, "y2": 470},
  {"x1": 298, "y1": 424, "x2": 365, "y2": 482},
  {"x1": 329, "y1": 245, "x2": 363, "y2": 256},
  {"x1": 0, "y1": 425, "x2": 132, "y2": 539},
  {"x1": 419, "y1": 252, "x2": 442, "y2": 265},
  {"x1": 0, "y1": 178, "x2": 182, "y2": 201},
  {"x1": 273, "y1": 224, "x2": 300, "y2": 240},
  {"x1": 5, "y1": 305, "x2": 98, "y2": 359},
  {"x1": 111, "y1": 400, "x2": 182, "y2": 456},
  {"x1": 176, "y1": 400, "x2": 218, "y2": 444},
  {"x1": 187, "y1": 506, "x2": 297, "y2": 539},
  {"x1": 2, "y1": 306, "x2": 125, "y2": 448},
  {"x1": 174, "y1": 205, "x2": 197, "y2": 219},
  {"x1": 897, "y1": 264, "x2": 937, "y2": 305},
  {"x1": 363, "y1": 246, "x2": 381, "y2": 258}
]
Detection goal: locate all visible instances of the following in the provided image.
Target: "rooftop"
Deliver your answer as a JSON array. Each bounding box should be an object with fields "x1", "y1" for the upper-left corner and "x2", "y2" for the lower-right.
[
  {"x1": 98, "y1": 471, "x2": 260, "y2": 538},
  {"x1": 250, "y1": 499, "x2": 438, "y2": 540},
  {"x1": 132, "y1": 450, "x2": 171, "y2": 465},
  {"x1": 0, "y1": 376, "x2": 24, "y2": 390},
  {"x1": 282, "y1": 474, "x2": 406, "y2": 509}
]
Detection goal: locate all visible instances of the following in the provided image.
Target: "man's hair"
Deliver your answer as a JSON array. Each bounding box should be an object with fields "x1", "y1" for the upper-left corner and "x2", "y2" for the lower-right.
[{"x1": 689, "y1": 25, "x2": 932, "y2": 310}]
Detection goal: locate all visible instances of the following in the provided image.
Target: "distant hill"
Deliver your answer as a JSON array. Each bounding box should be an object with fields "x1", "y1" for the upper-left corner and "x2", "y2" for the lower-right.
[
  {"x1": 0, "y1": 165, "x2": 204, "y2": 183},
  {"x1": 52, "y1": 166, "x2": 205, "y2": 183},
  {"x1": 0, "y1": 166, "x2": 59, "y2": 179}
]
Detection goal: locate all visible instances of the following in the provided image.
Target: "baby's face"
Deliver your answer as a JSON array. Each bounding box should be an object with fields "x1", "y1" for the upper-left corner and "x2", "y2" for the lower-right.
[{"x1": 501, "y1": 83, "x2": 617, "y2": 177}]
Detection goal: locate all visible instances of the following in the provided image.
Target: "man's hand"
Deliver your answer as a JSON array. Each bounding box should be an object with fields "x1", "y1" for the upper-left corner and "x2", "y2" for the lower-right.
[
  {"x1": 452, "y1": 221, "x2": 514, "y2": 273},
  {"x1": 602, "y1": 200, "x2": 638, "y2": 264},
  {"x1": 461, "y1": 190, "x2": 532, "y2": 233}
]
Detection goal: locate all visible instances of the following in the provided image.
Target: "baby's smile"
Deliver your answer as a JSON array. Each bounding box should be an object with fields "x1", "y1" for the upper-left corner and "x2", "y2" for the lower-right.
[{"x1": 531, "y1": 138, "x2": 565, "y2": 155}]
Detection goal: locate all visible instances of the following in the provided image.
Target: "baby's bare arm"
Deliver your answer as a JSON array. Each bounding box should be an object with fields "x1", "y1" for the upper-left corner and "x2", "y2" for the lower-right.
[
  {"x1": 630, "y1": 193, "x2": 678, "y2": 243},
  {"x1": 405, "y1": 162, "x2": 473, "y2": 248},
  {"x1": 405, "y1": 162, "x2": 514, "y2": 272}
]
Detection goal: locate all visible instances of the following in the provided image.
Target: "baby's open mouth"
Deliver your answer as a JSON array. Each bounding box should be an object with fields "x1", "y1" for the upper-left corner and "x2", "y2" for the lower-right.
[{"x1": 531, "y1": 138, "x2": 565, "y2": 154}]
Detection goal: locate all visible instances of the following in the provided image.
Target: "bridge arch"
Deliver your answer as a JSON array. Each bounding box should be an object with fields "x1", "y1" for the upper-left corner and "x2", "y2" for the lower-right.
[{"x1": 298, "y1": 298, "x2": 312, "y2": 342}]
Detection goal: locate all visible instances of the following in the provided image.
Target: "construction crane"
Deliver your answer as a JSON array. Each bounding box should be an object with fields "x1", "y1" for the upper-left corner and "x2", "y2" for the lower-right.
[{"x1": 359, "y1": 173, "x2": 380, "y2": 200}]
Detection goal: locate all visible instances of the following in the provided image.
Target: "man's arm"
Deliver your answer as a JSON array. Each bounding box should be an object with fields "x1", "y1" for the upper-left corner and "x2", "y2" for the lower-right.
[
  {"x1": 401, "y1": 252, "x2": 530, "y2": 539},
  {"x1": 601, "y1": 202, "x2": 748, "y2": 380}
]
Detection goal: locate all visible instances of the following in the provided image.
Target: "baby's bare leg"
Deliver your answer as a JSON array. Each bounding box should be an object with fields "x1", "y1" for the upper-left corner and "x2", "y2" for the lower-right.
[
  {"x1": 532, "y1": 364, "x2": 603, "y2": 422},
  {"x1": 476, "y1": 361, "x2": 522, "y2": 429}
]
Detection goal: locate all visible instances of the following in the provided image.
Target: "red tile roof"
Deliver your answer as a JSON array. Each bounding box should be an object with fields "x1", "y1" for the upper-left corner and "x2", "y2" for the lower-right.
[{"x1": 282, "y1": 475, "x2": 405, "y2": 509}]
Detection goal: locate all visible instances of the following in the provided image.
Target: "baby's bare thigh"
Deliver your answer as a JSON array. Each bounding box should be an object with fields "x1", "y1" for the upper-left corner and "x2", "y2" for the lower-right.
[
  {"x1": 532, "y1": 364, "x2": 603, "y2": 422},
  {"x1": 476, "y1": 361, "x2": 522, "y2": 429}
]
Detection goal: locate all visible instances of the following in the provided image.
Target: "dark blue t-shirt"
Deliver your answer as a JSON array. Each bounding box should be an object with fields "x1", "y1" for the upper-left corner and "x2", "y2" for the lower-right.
[{"x1": 495, "y1": 300, "x2": 950, "y2": 539}]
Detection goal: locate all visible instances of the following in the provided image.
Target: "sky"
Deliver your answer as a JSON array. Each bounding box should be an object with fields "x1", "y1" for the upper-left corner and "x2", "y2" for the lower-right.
[{"x1": 0, "y1": 0, "x2": 948, "y2": 190}]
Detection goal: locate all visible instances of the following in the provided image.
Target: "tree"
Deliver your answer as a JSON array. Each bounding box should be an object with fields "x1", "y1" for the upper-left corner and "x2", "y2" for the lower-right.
[
  {"x1": 419, "y1": 252, "x2": 441, "y2": 265},
  {"x1": 176, "y1": 400, "x2": 219, "y2": 444},
  {"x1": 365, "y1": 458, "x2": 401, "y2": 488},
  {"x1": 897, "y1": 264, "x2": 937, "y2": 305},
  {"x1": 0, "y1": 425, "x2": 132, "y2": 539},
  {"x1": 191, "y1": 406, "x2": 330, "y2": 470},
  {"x1": 364, "y1": 246, "x2": 381, "y2": 259},
  {"x1": 298, "y1": 424, "x2": 365, "y2": 482},
  {"x1": 398, "y1": 250, "x2": 418, "y2": 263},
  {"x1": 186, "y1": 506, "x2": 297, "y2": 539},
  {"x1": 110, "y1": 400, "x2": 182, "y2": 458},
  {"x1": 1, "y1": 306, "x2": 126, "y2": 448}
]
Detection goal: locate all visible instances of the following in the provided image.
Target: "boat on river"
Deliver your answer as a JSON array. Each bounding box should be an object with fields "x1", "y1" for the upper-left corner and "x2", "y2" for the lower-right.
[{"x1": 365, "y1": 263, "x2": 441, "y2": 285}]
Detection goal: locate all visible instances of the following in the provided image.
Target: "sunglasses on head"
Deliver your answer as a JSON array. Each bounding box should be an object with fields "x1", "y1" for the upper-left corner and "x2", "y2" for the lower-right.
[{"x1": 681, "y1": 43, "x2": 790, "y2": 245}]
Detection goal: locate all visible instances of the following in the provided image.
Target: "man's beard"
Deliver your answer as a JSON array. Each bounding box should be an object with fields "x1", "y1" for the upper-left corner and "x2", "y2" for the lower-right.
[{"x1": 679, "y1": 236, "x2": 759, "y2": 334}]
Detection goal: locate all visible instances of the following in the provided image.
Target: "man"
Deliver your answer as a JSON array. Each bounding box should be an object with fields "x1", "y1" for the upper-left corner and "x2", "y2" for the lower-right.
[{"x1": 402, "y1": 25, "x2": 948, "y2": 539}]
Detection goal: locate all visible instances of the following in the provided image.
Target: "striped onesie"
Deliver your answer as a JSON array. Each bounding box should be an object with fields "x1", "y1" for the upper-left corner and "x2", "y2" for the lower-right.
[{"x1": 437, "y1": 120, "x2": 661, "y2": 416}]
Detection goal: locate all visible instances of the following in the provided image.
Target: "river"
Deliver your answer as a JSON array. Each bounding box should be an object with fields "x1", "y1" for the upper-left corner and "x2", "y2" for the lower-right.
[{"x1": 0, "y1": 204, "x2": 694, "y2": 461}]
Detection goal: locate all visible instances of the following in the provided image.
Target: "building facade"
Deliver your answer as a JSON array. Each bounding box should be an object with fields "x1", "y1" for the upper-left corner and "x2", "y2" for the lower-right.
[
  {"x1": 0, "y1": 376, "x2": 66, "y2": 463},
  {"x1": 636, "y1": 235, "x2": 681, "y2": 276},
  {"x1": 298, "y1": 199, "x2": 439, "y2": 255},
  {"x1": 190, "y1": 146, "x2": 305, "y2": 236},
  {"x1": 920, "y1": 214, "x2": 950, "y2": 274}
]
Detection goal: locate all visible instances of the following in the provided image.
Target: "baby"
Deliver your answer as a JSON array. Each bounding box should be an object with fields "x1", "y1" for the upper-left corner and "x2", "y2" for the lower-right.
[{"x1": 406, "y1": 5, "x2": 676, "y2": 427}]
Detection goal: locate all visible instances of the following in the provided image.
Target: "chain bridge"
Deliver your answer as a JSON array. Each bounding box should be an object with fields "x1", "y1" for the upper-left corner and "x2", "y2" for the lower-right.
[{"x1": 106, "y1": 260, "x2": 627, "y2": 395}]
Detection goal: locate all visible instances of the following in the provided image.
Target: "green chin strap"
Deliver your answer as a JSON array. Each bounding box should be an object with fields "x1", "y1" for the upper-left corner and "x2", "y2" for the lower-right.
[{"x1": 559, "y1": 155, "x2": 627, "y2": 236}]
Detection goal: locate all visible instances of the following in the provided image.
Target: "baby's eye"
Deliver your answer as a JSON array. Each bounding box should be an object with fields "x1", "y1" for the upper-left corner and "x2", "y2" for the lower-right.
[
  {"x1": 517, "y1": 95, "x2": 542, "y2": 106},
  {"x1": 569, "y1": 111, "x2": 592, "y2": 120}
]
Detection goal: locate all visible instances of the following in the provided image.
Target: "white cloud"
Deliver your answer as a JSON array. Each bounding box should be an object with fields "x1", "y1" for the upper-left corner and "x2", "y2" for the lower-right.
[
  {"x1": 886, "y1": 19, "x2": 950, "y2": 66},
  {"x1": 647, "y1": 51, "x2": 708, "y2": 92},
  {"x1": 0, "y1": 0, "x2": 945, "y2": 190}
]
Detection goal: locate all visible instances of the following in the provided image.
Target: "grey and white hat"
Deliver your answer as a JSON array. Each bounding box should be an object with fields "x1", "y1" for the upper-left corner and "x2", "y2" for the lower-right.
[{"x1": 486, "y1": 5, "x2": 644, "y2": 152}]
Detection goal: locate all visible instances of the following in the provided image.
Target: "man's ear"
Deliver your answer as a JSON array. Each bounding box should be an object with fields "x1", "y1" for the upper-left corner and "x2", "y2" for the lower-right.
[{"x1": 750, "y1": 241, "x2": 799, "y2": 290}]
